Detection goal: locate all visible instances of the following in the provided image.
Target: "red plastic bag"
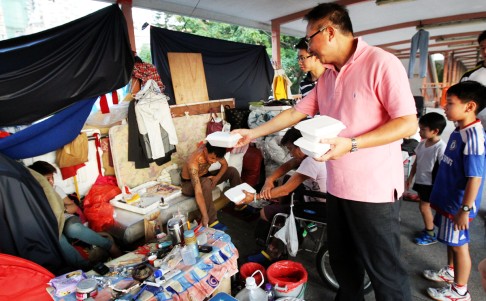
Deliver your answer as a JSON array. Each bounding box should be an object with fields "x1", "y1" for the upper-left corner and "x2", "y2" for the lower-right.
[
  {"x1": 83, "y1": 175, "x2": 121, "y2": 232},
  {"x1": 267, "y1": 260, "x2": 308, "y2": 293}
]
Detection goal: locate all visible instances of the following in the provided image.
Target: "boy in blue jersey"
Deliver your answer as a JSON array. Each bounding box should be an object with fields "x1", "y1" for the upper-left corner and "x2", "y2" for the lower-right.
[{"x1": 424, "y1": 81, "x2": 486, "y2": 301}]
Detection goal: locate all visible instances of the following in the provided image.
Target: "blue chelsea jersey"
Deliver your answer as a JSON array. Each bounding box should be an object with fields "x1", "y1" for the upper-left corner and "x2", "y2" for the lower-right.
[{"x1": 430, "y1": 120, "x2": 486, "y2": 219}]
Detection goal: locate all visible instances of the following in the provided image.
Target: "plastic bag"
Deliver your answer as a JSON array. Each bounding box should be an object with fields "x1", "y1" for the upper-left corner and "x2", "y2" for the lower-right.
[
  {"x1": 267, "y1": 260, "x2": 308, "y2": 292},
  {"x1": 83, "y1": 175, "x2": 121, "y2": 232},
  {"x1": 274, "y1": 196, "x2": 299, "y2": 257}
]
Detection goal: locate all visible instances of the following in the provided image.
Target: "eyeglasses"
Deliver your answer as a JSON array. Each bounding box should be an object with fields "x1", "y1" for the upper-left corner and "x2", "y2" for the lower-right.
[
  {"x1": 297, "y1": 55, "x2": 313, "y2": 62},
  {"x1": 305, "y1": 26, "x2": 327, "y2": 47}
]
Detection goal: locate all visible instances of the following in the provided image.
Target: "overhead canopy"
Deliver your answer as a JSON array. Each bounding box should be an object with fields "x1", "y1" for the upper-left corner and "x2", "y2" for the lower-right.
[
  {"x1": 119, "y1": 0, "x2": 486, "y2": 69},
  {"x1": 0, "y1": 4, "x2": 134, "y2": 126},
  {"x1": 150, "y1": 27, "x2": 274, "y2": 107}
]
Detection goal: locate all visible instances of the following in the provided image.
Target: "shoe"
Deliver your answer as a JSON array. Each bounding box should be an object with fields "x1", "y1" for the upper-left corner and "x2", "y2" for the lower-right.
[
  {"x1": 306, "y1": 222, "x2": 318, "y2": 233},
  {"x1": 423, "y1": 266, "x2": 454, "y2": 283},
  {"x1": 209, "y1": 220, "x2": 228, "y2": 231},
  {"x1": 427, "y1": 284, "x2": 471, "y2": 301},
  {"x1": 414, "y1": 230, "x2": 438, "y2": 246}
]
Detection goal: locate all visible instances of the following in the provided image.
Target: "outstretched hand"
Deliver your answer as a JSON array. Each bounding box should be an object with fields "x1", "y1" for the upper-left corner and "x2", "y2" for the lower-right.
[
  {"x1": 232, "y1": 129, "x2": 253, "y2": 148},
  {"x1": 315, "y1": 137, "x2": 353, "y2": 162}
]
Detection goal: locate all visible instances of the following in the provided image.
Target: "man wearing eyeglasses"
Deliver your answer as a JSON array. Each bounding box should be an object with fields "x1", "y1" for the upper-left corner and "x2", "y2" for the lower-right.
[
  {"x1": 234, "y1": 3, "x2": 417, "y2": 301},
  {"x1": 295, "y1": 38, "x2": 325, "y2": 97}
]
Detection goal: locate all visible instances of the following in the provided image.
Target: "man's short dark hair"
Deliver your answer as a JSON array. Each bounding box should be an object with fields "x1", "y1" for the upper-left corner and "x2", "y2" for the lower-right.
[
  {"x1": 28, "y1": 161, "x2": 56, "y2": 176},
  {"x1": 478, "y1": 30, "x2": 486, "y2": 44},
  {"x1": 419, "y1": 112, "x2": 447, "y2": 135},
  {"x1": 205, "y1": 142, "x2": 227, "y2": 158},
  {"x1": 304, "y1": 3, "x2": 354, "y2": 35},
  {"x1": 280, "y1": 127, "x2": 302, "y2": 146},
  {"x1": 447, "y1": 81, "x2": 486, "y2": 114},
  {"x1": 295, "y1": 38, "x2": 308, "y2": 50}
]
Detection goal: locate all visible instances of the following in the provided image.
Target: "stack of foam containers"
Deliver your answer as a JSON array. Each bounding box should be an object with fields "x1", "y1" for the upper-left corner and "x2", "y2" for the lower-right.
[{"x1": 294, "y1": 115, "x2": 346, "y2": 158}]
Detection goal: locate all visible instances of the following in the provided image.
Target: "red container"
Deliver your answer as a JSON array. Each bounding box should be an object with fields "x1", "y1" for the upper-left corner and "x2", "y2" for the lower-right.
[{"x1": 240, "y1": 262, "x2": 266, "y2": 285}]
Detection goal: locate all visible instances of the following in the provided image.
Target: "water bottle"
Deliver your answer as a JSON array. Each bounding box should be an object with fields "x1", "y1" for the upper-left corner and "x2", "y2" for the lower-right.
[
  {"x1": 264, "y1": 283, "x2": 275, "y2": 301},
  {"x1": 235, "y1": 270, "x2": 267, "y2": 301}
]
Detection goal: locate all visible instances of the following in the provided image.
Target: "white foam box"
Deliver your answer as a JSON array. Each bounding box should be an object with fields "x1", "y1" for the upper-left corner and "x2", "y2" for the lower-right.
[
  {"x1": 295, "y1": 115, "x2": 346, "y2": 143},
  {"x1": 294, "y1": 137, "x2": 330, "y2": 158},
  {"x1": 206, "y1": 131, "x2": 242, "y2": 148},
  {"x1": 224, "y1": 183, "x2": 256, "y2": 204}
]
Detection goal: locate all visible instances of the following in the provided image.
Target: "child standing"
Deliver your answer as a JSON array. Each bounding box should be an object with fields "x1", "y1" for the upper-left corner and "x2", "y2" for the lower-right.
[
  {"x1": 424, "y1": 81, "x2": 486, "y2": 301},
  {"x1": 406, "y1": 112, "x2": 447, "y2": 245}
]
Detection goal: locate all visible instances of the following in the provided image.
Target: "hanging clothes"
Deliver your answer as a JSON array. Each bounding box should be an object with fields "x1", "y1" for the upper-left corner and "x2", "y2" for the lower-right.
[
  {"x1": 134, "y1": 80, "x2": 178, "y2": 160},
  {"x1": 272, "y1": 69, "x2": 293, "y2": 100},
  {"x1": 408, "y1": 29, "x2": 430, "y2": 78},
  {"x1": 132, "y1": 62, "x2": 165, "y2": 92}
]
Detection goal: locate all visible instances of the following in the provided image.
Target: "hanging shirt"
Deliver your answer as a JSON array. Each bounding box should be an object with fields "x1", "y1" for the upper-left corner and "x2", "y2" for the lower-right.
[{"x1": 134, "y1": 80, "x2": 178, "y2": 160}]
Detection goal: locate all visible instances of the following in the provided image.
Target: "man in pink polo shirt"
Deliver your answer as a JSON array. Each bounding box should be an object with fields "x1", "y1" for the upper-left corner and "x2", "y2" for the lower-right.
[{"x1": 233, "y1": 3, "x2": 417, "y2": 301}]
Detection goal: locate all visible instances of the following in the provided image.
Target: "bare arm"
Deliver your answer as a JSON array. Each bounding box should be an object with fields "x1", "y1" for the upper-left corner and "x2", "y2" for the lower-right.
[
  {"x1": 189, "y1": 165, "x2": 209, "y2": 226},
  {"x1": 240, "y1": 172, "x2": 309, "y2": 204},
  {"x1": 406, "y1": 159, "x2": 417, "y2": 190},
  {"x1": 454, "y1": 177, "x2": 482, "y2": 230},
  {"x1": 260, "y1": 158, "x2": 301, "y2": 199},
  {"x1": 318, "y1": 114, "x2": 418, "y2": 161},
  {"x1": 232, "y1": 108, "x2": 307, "y2": 147},
  {"x1": 209, "y1": 158, "x2": 228, "y2": 189}
]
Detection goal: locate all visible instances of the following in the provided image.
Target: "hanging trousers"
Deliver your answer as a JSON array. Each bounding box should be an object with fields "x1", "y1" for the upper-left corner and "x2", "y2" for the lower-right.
[{"x1": 408, "y1": 29, "x2": 429, "y2": 78}]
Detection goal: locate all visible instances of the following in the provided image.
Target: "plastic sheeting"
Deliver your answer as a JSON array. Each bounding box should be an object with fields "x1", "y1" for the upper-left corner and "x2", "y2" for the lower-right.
[
  {"x1": 0, "y1": 153, "x2": 70, "y2": 275},
  {"x1": 150, "y1": 27, "x2": 274, "y2": 108},
  {"x1": 0, "y1": 98, "x2": 96, "y2": 159},
  {"x1": 0, "y1": 4, "x2": 134, "y2": 126}
]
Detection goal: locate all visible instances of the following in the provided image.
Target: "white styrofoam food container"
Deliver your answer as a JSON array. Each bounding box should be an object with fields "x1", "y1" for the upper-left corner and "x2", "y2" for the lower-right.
[
  {"x1": 224, "y1": 183, "x2": 256, "y2": 204},
  {"x1": 294, "y1": 137, "x2": 331, "y2": 158},
  {"x1": 206, "y1": 132, "x2": 242, "y2": 148},
  {"x1": 295, "y1": 115, "x2": 346, "y2": 143}
]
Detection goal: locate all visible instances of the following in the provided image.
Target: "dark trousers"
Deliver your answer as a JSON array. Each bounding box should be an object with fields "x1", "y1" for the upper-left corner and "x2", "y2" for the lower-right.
[
  {"x1": 181, "y1": 166, "x2": 241, "y2": 224},
  {"x1": 327, "y1": 194, "x2": 411, "y2": 301}
]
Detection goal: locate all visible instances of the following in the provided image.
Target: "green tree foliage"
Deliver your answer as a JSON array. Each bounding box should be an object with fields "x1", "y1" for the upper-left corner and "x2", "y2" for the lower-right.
[{"x1": 151, "y1": 13, "x2": 304, "y2": 95}]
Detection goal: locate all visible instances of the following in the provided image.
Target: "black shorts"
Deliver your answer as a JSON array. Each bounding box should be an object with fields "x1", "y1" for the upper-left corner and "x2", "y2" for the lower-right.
[{"x1": 412, "y1": 183, "x2": 433, "y2": 202}]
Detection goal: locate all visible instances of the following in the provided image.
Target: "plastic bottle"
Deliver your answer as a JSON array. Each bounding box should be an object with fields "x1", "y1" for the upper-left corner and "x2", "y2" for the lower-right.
[
  {"x1": 184, "y1": 229, "x2": 199, "y2": 258},
  {"x1": 235, "y1": 272, "x2": 267, "y2": 301},
  {"x1": 264, "y1": 283, "x2": 275, "y2": 301}
]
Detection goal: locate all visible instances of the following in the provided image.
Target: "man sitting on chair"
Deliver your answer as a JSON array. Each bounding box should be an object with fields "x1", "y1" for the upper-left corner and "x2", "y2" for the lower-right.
[{"x1": 180, "y1": 142, "x2": 242, "y2": 231}]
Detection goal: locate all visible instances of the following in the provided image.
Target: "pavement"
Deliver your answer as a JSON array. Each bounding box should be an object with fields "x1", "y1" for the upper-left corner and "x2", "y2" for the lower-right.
[{"x1": 220, "y1": 196, "x2": 486, "y2": 300}]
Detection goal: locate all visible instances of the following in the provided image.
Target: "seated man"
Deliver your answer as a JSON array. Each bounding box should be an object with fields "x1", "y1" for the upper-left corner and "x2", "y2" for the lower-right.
[
  {"x1": 181, "y1": 142, "x2": 242, "y2": 230},
  {"x1": 29, "y1": 161, "x2": 122, "y2": 270},
  {"x1": 237, "y1": 127, "x2": 327, "y2": 264}
]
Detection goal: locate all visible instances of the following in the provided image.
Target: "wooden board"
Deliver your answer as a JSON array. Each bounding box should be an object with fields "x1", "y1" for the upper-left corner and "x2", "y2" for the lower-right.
[
  {"x1": 169, "y1": 98, "x2": 235, "y2": 118},
  {"x1": 168, "y1": 52, "x2": 209, "y2": 104}
]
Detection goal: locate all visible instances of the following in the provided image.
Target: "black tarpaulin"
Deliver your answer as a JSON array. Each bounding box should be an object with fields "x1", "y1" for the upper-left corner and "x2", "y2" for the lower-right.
[
  {"x1": 0, "y1": 4, "x2": 134, "y2": 126},
  {"x1": 0, "y1": 153, "x2": 70, "y2": 275},
  {"x1": 150, "y1": 27, "x2": 274, "y2": 108}
]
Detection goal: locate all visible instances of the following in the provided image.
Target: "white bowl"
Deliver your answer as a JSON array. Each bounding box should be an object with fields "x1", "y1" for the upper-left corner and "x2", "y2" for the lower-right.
[
  {"x1": 224, "y1": 183, "x2": 256, "y2": 203},
  {"x1": 295, "y1": 115, "x2": 346, "y2": 143},
  {"x1": 294, "y1": 137, "x2": 330, "y2": 158},
  {"x1": 206, "y1": 131, "x2": 242, "y2": 148}
]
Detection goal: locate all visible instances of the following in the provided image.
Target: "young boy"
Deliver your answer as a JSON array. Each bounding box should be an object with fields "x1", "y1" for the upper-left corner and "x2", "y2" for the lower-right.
[
  {"x1": 406, "y1": 112, "x2": 447, "y2": 245},
  {"x1": 180, "y1": 142, "x2": 242, "y2": 230},
  {"x1": 424, "y1": 81, "x2": 486, "y2": 301}
]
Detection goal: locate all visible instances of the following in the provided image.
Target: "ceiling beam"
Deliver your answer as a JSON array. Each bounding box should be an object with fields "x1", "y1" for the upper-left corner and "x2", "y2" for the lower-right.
[
  {"x1": 375, "y1": 31, "x2": 482, "y2": 48},
  {"x1": 270, "y1": 0, "x2": 368, "y2": 25},
  {"x1": 355, "y1": 11, "x2": 486, "y2": 36}
]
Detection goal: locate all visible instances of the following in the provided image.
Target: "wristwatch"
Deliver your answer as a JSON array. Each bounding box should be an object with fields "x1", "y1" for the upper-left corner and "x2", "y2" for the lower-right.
[
  {"x1": 350, "y1": 138, "x2": 358, "y2": 153},
  {"x1": 461, "y1": 204, "x2": 471, "y2": 212}
]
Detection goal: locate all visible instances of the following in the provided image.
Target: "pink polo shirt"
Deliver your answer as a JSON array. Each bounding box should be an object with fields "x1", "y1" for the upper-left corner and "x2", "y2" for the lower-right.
[{"x1": 295, "y1": 38, "x2": 416, "y2": 203}]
